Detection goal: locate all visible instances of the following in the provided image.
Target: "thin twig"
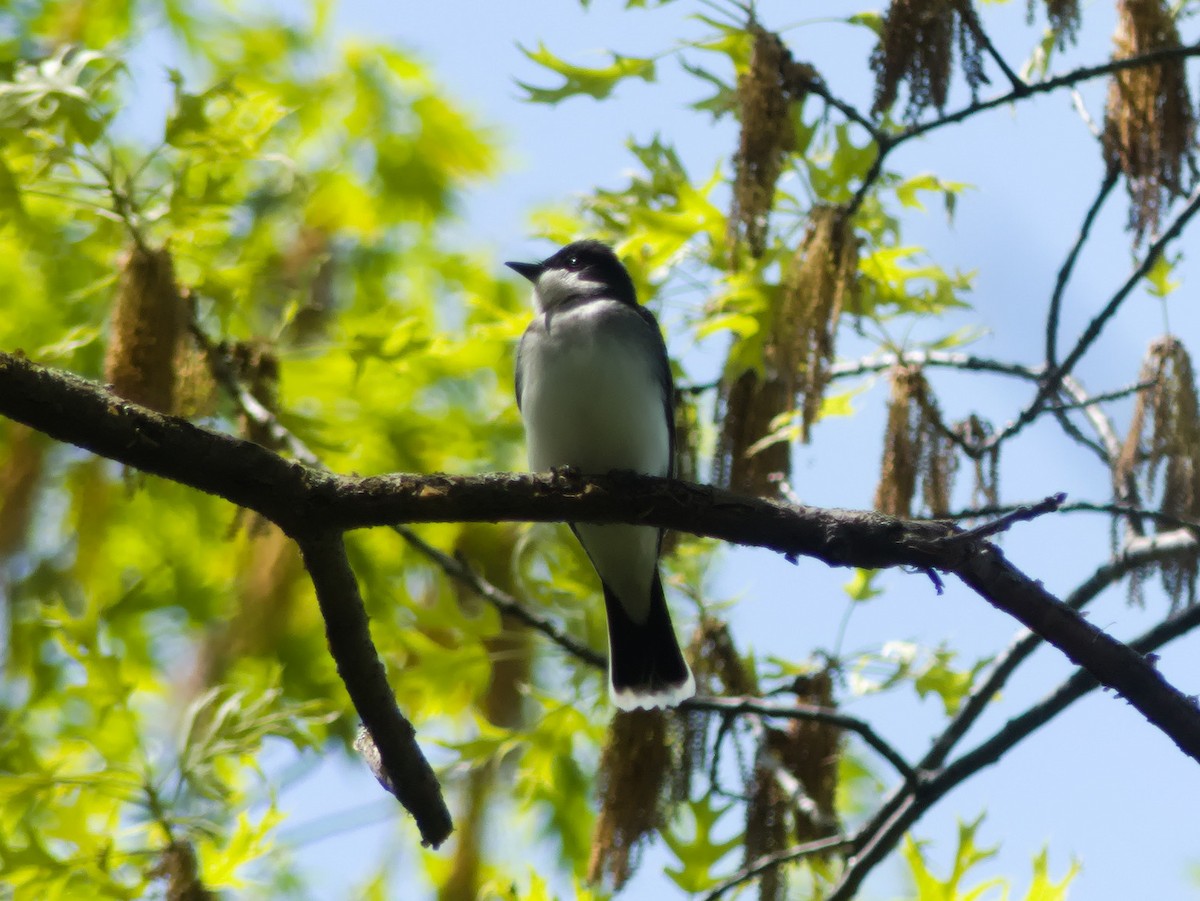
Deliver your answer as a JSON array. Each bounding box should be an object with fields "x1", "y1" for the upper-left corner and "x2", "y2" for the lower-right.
[
  {"x1": 701, "y1": 834, "x2": 853, "y2": 901},
  {"x1": 827, "y1": 350, "x2": 1042, "y2": 383},
  {"x1": 1045, "y1": 379, "x2": 1154, "y2": 413},
  {"x1": 827, "y1": 599, "x2": 1200, "y2": 901},
  {"x1": 992, "y1": 180, "x2": 1200, "y2": 449},
  {"x1": 684, "y1": 695, "x2": 917, "y2": 783},
  {"x1": 898, "y1": 42, "x2": 1200, "y2": 146},
  {"x1": 1045, "y1": 169, "x2": 1119, "y2": 369},
  {"x1": 940, "y1": 492, "x2": 1066, "y2": 543},
  {"x1": 930, "y1": 500, "x2": 1199, "y2": 533},
  {"x1": 955, "y1": 0, "x2": 1026, "y2": 93},
  {"x1": 393, "y1": 524, "x2": 606, "y2": 669}
]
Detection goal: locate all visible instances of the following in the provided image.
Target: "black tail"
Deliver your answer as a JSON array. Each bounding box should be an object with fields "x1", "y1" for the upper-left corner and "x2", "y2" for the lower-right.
[{"x1": 602, "y1": 571, "x2": 694, "y2": 710}]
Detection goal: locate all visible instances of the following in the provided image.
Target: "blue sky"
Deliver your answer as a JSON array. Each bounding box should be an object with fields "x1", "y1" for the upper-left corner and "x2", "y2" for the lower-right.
[{"x1": 129, "y1": 1, "x2": 1200, "y2": 897}]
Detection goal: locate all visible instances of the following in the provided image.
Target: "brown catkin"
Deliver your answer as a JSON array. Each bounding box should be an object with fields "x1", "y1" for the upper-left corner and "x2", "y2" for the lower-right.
[
  {"x1": 875, "y1": 365, "x2": 956, "y2": 517},
  {"x1": 1117, "y1": 337, "x2": 1200, "y2": 607},
  {"x1": 870, "y1": 0, "x2": 986, "y2": 120},
  {"x1": 588, "y1": 709, "x2": 672, "y2": 889},
  {"x1": 1028, "y1": 0, "x2": 1081, "y2": 48},
  {"x1": 775, "y1": 205, "x2": 858, "y2": 443},
  {"x1": 104, "y1": 245, "x2": 184, "y2": 413},
  {"x1": 1103, "y1": 0, "x2": 1196, "y2": 242},
  {"x1": 730, "y1": 27, "x2": 797, "y2": 259}
]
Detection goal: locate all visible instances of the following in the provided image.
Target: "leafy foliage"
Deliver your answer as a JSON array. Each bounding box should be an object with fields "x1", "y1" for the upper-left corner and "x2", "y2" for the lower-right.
[{"x1": 2, "y1": 0, "x2": 1198, "y2": 898}]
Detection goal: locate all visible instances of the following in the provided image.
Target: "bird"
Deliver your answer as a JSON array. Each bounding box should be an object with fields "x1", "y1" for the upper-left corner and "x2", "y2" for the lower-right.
[{"x1": 507, "y1": 239, "x2": 695, "y2": 710}]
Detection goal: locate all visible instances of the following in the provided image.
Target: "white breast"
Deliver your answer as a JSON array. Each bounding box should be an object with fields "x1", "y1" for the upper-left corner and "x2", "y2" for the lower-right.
[
  {"x1": 519, "y1": 298, "x2": 670, "y2": 614},
  {"x1": 519, "y1": 300, "x2": 669, "y2": 478}
]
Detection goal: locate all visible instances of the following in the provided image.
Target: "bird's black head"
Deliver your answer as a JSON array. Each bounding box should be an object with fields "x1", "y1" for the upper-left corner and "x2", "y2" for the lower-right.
[{"x1": 506, "y1": 240, "x2": 637, "y2": 309}]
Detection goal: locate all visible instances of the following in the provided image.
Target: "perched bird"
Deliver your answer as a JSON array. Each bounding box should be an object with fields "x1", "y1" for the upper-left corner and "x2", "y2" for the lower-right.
[{"x1": 508, "y1": 240, "x2": 695, "y2": 710}]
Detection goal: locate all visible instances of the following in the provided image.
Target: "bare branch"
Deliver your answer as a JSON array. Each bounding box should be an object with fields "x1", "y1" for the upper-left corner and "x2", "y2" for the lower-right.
[
  {"x1": 994, "y1": 180, "x2": 1200, "y2": 448},
  {"x1": 683, "y1": 695, "x2": 916, "y2": 784},
  {"x1": 898, "y1": 42, "x2": 1200, "y2": 145},
  {"x1": 938, "y1": 492, "x2": 1066, "y2": 543},
  {"x1": 701, "y1": 834, "x2": 853, "y2": 901},
  {"x1": 828, "y1": 599, "x2": 1200, "y2": 901},
  {"x1": 294, "y1": 530, "x2": 452, "y2": 847},
  {"x1": 1045, "y1": 170, "x2": 1119, "y2": 369},
  {"x1": 5, "y1": 351, "x2": 1200, "y2": 789},
  {"x1": 392, "y1": 524, "x2": 606, "y2": 670}
]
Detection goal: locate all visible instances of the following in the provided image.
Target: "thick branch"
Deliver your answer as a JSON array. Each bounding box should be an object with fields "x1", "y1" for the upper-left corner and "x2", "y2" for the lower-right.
[
  {"x1": 828, "y1": 600, "x2": 1200, "y2": 901},
  {"x1": 953, "y1": 541, "x2": 1200, "y2": 760},
  {"x1": 5, "y1": 351, "x2": 1200, "y2": 769},
  {"x1": 295, "y1": 531, "x2": 452, "y2": 848}
]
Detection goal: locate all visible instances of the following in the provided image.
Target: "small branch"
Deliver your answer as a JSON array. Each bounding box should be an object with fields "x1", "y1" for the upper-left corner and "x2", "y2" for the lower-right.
[
  {"x1": 939, "y1": 492, "x2": 1066, "y2": 543},
  {"x1": 955, "y1": 0, "x2": 1025, "y2": 93},
  {"x1": 897, "y1": 42, "x2": 1200, "y2": 146},
  {"x1": 790, "y1": 68, "x2": 883, "y2": 142},
  {"x1": 828, "y1": 599, "x2": 1200, "y2": 901},
  {"x1": 848, "y1": 137, "x2": 891, "y2": 217},
  {"x1": 683, "y1": 695, "x2": 917, "y2": 784},
  {"x1": 392, "y1": 525, "x2": 606, "y2": 670},
  {"x1": 828, "y1": 352, "x2": 1117, "y2": 464},
  {"x1": 828, "y1": 350, "x2": 1041, "y2": 383},
  {"x1": 294, "y1": 530, "x2": 452, "y2": 848},
  {"x1": 932, "y1": 500, "x2": 1199, "y2": 533},
  {"x1": 1045, "y1": 170, "x2": 1119, "y2": 370},
  {"x1": 993, "y1": 180, "x2": 1200, "y2": 448},
  {"x1": 844, "y1": 42, "x2": 1200, "y2": 223},
  {"x1": 1070, "y1": 88, "x2": 1102, "y2": 138},
  {"x1": 700, "y1": 834, "x2": 853, "y2": 901},
  {"x1": 187, "y1": 318, "x2": 322, "y2": 468},
  {"x1": 1044, "y1": 378, "x2": 1154, "y2": 413}
]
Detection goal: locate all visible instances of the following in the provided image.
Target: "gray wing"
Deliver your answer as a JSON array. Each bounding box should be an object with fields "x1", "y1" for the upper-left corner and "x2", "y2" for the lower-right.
[
  {"x1": 631, "y1": 304, "x2": 676, "y2": 479},
  {"x1": 514, "y1": 322, "x2": 535, "y2": 412}
]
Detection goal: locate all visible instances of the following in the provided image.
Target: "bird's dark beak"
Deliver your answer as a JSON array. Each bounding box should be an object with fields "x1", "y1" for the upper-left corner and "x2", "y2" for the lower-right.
[{"x1": 505, "y1": 260, "x2": 543, "y2": 283}]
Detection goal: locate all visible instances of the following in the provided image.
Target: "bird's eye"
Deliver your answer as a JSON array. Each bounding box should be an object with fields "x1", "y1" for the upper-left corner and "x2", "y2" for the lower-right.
[{"x1": 566, "y1": 255, "x2": 579, "y2": 269}]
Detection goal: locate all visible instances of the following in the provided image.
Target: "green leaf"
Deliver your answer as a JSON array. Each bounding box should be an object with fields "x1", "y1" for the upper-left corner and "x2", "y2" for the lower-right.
[
  {"x1": 662, "y1": 797, "x2": 741, "y2": 892},
  {"x1": 516, "y1": 43, "x2": 656, "y2": 104},
  {"x1": 1144, "y1": 251, "x2": 1181, "y2": 299},
  {"x1": 895, "y1": 172, "x2": 972, "y2": 219},
  {"x1": 847, "y1": 11, "x2": 885, "y2": 36},
  {"x1": 903, "y1": 815, "x2": 1002, "y2": 900},
  {"x1": 913, "y1": 649, "x2": 992, "y2": 717},
  {"x1": 680, "y1": 60, "x2": 737, "y2": 120},
  {"x1": 1019, "y1": 848, "x2": 1079, "y2": 901},
  {"x1": 689, "y1": 15, "x2": 755, "y2": 73},
  {"x1": 0, "y1": 47, "x2": 121, "y2": 144},
  {"x1": 844, "y1": 568, "x2": 883, "y2": 601},
  {"x1": 0, "y1": 154, "x2": 26, "y2": 225}
]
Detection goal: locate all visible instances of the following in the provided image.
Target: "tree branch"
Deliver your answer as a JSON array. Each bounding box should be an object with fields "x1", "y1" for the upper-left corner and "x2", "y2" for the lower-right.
[
  {"x1": 6, "y1": 351, "x2": 1200, "y2": 801},
  {"x1": 1045, "y1": 170, "x2": 1119, "y2": 369},
  {"x1": 898, "y1": 42, "x2": 1200, "y2": 145},
  {"x1": 701, "y1": 833, "x2": 853, "y2": 901},
  {"x1": 294, "y1": 530, "x2": 453, "y2": 848},
  {"x1": 683, "y1": 695, "x2": 916, "y2": 784},
  {"x1": 392, "y1": 524, "x2": 606, "y2": 669},
  {"x1": 827, "y1": 599, "x2": 1200, "y2": 901},
  {"x1": 992, "y1": 180, "x2": 1200, "y2": 448}
]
